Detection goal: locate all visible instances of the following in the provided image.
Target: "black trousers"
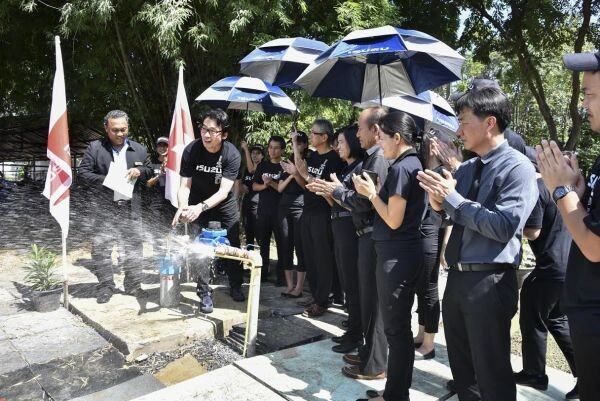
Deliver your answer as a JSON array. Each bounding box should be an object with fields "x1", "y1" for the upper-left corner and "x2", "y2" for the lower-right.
[
  {"x1": 358, "y1": 233, "x2": 388, "y2": 374},
  {"x1": 416, "y1": 224, "x2": 442, "y2": 333},
  {"x1": 519, "y1": 275, "x2": 576, "y2": 376},
  {"x1": 278, "y1": 201, "x2": 305, "y2": 272},
  {"x1": 242, "y1": 198, "x2": 258, "y2": 248},
  {"x1": 91, "y1": 202, "x2": 144, "y2": 292},
  {"x1": 568, "y1": 310, "x2": 600, "y2": 401},
  {"x1": 375, "y1": 240, "x2": 423, "y2": 401},
  {"x1": 194, "y1": 211, "x2": 243, "y2": 296},
  {"x1": 300, "y1": 212, "x2": 335, "y2": 307},
  {"x1": 357, "y1": 232, "x2": 387, "y2": 375},
  {"x1": 332, "y1": 216, "x2": 362, "y2": 339},
  {"x1": 443, "y1": 268, "x2": 518, "y2": 401},
  {"x1": 257, "y1": 210, "x2": 285, "y2": 280}
]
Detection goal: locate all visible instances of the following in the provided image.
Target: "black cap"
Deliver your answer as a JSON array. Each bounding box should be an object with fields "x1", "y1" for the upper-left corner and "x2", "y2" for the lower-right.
[
  {"x1": 449, "y1": 78, "x2": 502, "y2": 102},
  {"x1": 295, "y1": 130, "x2": 308, "y2": 143},
  {"x1": 249, "y1": 144, "x2": 265, "y2": 154},
  {"x1": 563, "y1": 50, "x2": 600, "y2": 72}
]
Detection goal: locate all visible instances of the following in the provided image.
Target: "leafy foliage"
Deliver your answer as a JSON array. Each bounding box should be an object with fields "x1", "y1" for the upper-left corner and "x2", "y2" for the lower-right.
[
  {"x1": 23, "y1": 244, "x2": 61, "y2": 292},
  {"x1": 0, "y1": 0, "x2": 460, "y2": 154}
]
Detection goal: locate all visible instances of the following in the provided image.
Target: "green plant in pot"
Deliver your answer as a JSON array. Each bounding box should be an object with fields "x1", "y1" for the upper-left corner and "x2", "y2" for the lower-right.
[{"x1": 24, "y1": 244, "x2": 62, "y2": 312}]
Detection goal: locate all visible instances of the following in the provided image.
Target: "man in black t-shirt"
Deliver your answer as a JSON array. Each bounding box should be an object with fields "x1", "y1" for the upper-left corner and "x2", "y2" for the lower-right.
[
  {"x1": 292, "y1": 119, "x2": 343, "y2": 317},
  {"x1": 514, "y1": 170, "x2": 577, "y2": 398},
  {"x1": 252, "y1": 136, "x2": 285, "y2": 283},
  {"x1": 172, "y1": 109, "x2": 243, "y2": 314},
  {"x1": 537, "y1": 50, "x2": 600, "y2": 401}
]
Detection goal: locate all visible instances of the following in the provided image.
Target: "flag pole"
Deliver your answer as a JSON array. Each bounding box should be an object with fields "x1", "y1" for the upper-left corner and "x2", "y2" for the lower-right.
[{"x1": 62, "y1": 232, "x2": 69, "y2": 309}]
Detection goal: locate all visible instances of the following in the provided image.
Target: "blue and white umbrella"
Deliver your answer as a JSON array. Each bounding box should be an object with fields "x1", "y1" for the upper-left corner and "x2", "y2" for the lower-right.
[
  {"x1": 240, "y1": 37, "x2": 328, "y2": 88},
  {"x1": 195, "y1": 76, "x2": 297, "y2": 114},
  {"x1": 357, "y1": 91, "x2": 459, "y2": 137},
  {"x1": 294, "y1": 25, "x2": 464, "y2": 103}
]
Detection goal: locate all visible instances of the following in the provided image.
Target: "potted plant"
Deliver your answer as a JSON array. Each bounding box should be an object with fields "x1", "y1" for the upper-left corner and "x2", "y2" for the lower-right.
[{"x1": 23, "y1": 244, "x2": 62, "y2": 312}]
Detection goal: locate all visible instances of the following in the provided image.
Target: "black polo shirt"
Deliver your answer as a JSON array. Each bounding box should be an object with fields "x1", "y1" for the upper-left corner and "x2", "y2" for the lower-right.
[
  {"x1": 180, "y1": 139, "x2": 240, "y2": 216},
  {"x1": 253, "y1": 160, "x2": 283, "y2": 215},
  {"x1": 564, "y1": 157, "x2": 600, "y2": 311},
  {"x1": 303, "y1": 149, "x2": 343, "y2": 215},
  {"x1": 373, "y1": 149, "x2": 426, "y2": 241},
  {"x1": 525, "y1": 178, "x2": 571, "y2": 281}
]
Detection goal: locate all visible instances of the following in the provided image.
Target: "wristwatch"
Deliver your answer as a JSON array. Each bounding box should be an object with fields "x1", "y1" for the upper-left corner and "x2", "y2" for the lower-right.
[
  {"x1": 552, "y1": 185, "x2": 574, "y2": 203},
  {"x1": 200, "y1": 202, "x2": 210, "y2": 212}
]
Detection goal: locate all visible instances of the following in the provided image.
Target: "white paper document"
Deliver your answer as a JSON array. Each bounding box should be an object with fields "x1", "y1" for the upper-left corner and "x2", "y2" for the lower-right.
[{"x1": 102, "y1": 162, "x2": 136, "y2": 199}]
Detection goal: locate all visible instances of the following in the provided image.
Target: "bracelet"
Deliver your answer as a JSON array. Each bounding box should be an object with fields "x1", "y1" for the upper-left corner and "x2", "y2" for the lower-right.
[{"x1": 368, "y1": 193, "x2": 376, "y2": 201}]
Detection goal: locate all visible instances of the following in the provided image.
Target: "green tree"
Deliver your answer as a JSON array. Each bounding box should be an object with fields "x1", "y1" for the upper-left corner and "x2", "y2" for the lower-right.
[{"x1": 455, "y1": 0, "x2": 597, "y2": 149}]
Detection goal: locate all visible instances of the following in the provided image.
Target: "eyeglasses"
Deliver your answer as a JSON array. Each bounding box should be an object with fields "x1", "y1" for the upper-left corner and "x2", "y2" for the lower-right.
[{"x1": 200, "y1": 126, "x2": 222, "y2": 135}]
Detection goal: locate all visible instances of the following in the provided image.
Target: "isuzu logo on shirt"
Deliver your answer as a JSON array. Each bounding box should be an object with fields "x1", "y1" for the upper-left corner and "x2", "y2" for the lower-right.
[
  {"x1": 196, "y1": 165, "x2": 222, "y2": 174},
  {"x1": 308, "y1": 159, "x2": 328, "y2": 179}
]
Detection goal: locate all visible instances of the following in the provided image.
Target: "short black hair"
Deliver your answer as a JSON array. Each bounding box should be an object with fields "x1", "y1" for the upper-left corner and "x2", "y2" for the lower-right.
[
  {"x1": 268, "y1": 135, "x2": 286, "y2": 150},
  {"x1": 201, "y1": 108, "x2": 230, "y2": 133},
  {"x1": 104, "y1": 110, "x2": 129, "y2": 125},
  {"x1": 454, "y1": 87, "x2": 512, "y2": 133},
  {"x1": 379, "y1": 111, "x2": 419, "y2": 146}
]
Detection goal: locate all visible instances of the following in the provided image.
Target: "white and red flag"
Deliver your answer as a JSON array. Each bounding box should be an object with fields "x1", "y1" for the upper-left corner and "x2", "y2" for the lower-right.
[
  {"x1": 165, "y1": 66, "x2": 195, "y2": 208},
  {"x1": 43, "y1": 36, "x2": 72, "y2": 237}
]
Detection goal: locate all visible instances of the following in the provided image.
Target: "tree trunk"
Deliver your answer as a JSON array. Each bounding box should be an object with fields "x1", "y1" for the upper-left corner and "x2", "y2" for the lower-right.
[
  {"x1": 113, "y1": 18, "x2": 153, "y2": 145},
  {"x1": 565, "y1": 0, "x2": 592, "y2": 150}
]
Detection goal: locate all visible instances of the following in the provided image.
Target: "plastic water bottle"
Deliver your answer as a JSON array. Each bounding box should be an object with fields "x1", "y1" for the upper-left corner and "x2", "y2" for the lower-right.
[{"x1": 159, "y1": 253, "x2": 180, "y2": 307}]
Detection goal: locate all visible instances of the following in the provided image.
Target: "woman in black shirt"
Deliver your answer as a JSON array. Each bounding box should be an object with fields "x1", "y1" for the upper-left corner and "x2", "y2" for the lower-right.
[
  {"x1": 327, "y1": 125, "x2": 365, "y2": 350},
  {"x1": 239, "y1": 143, "x2": 264, "y2": 248},
  {"x1": 278, "y1": 132, "x2": 309, "y2": 297},
  {"x1": 353, "y1": 111, "x2": 426, "y2": 401}
]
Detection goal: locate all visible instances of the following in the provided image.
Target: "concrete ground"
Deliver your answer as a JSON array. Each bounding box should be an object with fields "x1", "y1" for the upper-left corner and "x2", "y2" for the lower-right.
[{"x1": 0, "y1": 183, "x2": 578, "y2": 400}]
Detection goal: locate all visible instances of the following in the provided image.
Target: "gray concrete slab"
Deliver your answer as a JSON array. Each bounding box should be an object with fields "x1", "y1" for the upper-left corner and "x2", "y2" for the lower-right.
[
  {"x1": 11, "y1": 323, "x2": 108, "y2": 365},
  {"x1": 68, "y1": 374, "x2": 164, "y2": 401},
  {"x1": 231, "y1": 314, "x2": 325, "y2": 354},
  {"x1": 0, "y1": 339, "x2": 28, "y2": 375},
  {"x1": 131, "y1": 365, "x2": 285, "y2": 401},
  {"x1": 67, "y1": 271, "x2": 269, "y2": 361},
  {"x1": 31, "y1": 347, "x2": 142, "y2": 401},
  {"x1": 0, "y1": 307, "x2": 75, "y2": 339},
  {"x1": 0, "y1": 366, "x2": 44, "y2": 401},
  {"x1": 236, "y1": 339, "x2": 454, "y2": 401}
]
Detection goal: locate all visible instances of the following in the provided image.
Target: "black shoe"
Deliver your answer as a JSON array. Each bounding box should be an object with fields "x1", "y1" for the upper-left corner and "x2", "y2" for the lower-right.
[
  {"x1": 230, "y1": 287, "x2": 245, "y2": 302},
  {"x1": 513, "y1": 371, "x2": 548, "y2": 390},
  {"x1": 96, "y1": 287, "x2": 113, "y2": 304},
  {"x1": 332, "y1": 333, "x2": 349, "y2": 344},
  {"x1": 565, "y1": 382, "x2": 578, "y2": 399},
  {"x1": 366, "y1": 389, "x2": 382, "y2": 398},
  {"x1": 414, "y1": 349, "x2": 435, "y2": 360},
  {"x1": 331, "y1": 340, "x2": 361, "y2": 353},
  {"x1": 446, "y1": 380, "x2": 455, "y2": 392}
]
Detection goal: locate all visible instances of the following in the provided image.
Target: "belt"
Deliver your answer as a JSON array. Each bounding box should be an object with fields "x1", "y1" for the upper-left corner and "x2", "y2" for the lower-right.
[
  {"x1": 331, "y1": 211, "x2": 352, "y2": 219},
  {"x1": 356, "y1": 226, "x2": 373, "y2": 236},
  {"x1": 114, "y1": 199, "x2": 131, "y2": 206},
  {"x1": 451, "y1": 263, "x2": 514, "y2": 272}
]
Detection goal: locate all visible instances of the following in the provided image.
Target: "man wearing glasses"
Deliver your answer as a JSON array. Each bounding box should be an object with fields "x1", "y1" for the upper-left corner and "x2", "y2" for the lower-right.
[
  {"x1": 292, "y1": 119, "x2": 343, "y2": 317},
  {"x1": 172, "y1": 108, "x2": 243, "y2": 314}
]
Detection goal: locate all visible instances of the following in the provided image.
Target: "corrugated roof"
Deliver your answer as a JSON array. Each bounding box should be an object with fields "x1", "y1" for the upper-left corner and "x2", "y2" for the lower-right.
[{"x1": 0, "y1": 116, "x2": 104, "y2": 162}]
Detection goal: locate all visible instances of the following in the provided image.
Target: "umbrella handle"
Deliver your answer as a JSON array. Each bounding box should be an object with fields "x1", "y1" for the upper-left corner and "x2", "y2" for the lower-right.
[{"x1": 291, "y1": 111, "x2": 299, "y2": 132}]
